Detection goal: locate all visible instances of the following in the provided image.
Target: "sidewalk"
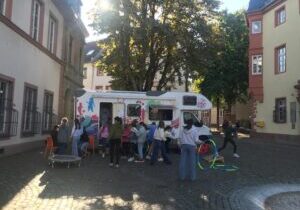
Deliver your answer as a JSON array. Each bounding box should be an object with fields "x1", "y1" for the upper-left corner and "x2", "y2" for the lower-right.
[{"x1": 0, "y1": 136, "x2": 300, "y2": 210}]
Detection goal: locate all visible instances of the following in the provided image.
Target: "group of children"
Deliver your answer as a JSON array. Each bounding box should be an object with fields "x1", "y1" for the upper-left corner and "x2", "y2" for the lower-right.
[
  {"x1": 51, "y1": 116, "x2": 240, "y2": 181},
  {"x1": 97, "y1": 117, "x2": 175, "y2": 168}
]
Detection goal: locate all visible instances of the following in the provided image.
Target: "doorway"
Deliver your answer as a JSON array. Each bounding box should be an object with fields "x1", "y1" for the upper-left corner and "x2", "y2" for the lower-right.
[{"x1": 99, "y1": 102, "x2": 112, "y2": 126}]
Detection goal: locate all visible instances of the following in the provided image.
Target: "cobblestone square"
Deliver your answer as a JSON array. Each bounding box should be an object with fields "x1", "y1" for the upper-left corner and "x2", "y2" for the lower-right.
[{"x1": 1, "y1": 136, "x2": 300, "y2": 210}]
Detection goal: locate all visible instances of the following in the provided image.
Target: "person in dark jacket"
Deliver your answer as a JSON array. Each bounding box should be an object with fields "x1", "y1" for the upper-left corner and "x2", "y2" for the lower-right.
[
  {"x1": 109, "y1": 117, "x2": 123, "y2": 168},
  {"x1": 218, "y1": 120, "x2": 240, "y2": 158},
  {"x1": 51, "y1": 125, "x2": 59, "y2": 146},
  {"x1": 79, "y1": 127, "x2": 89, "y2": 157},
  {"x1": 57, "y1": 118, "x2": 69, "y2": 154}
]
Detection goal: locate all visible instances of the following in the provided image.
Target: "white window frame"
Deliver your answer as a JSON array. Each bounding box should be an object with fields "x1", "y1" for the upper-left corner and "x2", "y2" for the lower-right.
[
  {"x1": 31, "y1": 0, "x2": 41, "y2": 41},
  {"x1": 22, "y1": 86, "x2": 37, "y2": 134},
  {"x1": 252, "y1": 55, "x2": 263, "y2": 75},
  {"x1": 251, "y1": 21, "x2": 262, "y2": 34},
  {"x1": 47, "y1": 15, "x2": 57, "y2": 53},
  {"x1": 277, "y1": 8, "x2": 286, "y2": 25},
  {"x1": 0, "y1": 0, "x2": 6, "y2": 15},
  {"x1": 277, "y1": 46, "x2": 286, "y2": 73}
]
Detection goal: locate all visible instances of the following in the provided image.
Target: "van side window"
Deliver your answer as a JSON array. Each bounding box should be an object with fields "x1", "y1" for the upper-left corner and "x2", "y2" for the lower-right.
[
  {"x1": 183, "y1": 96, "x2": 197, "y2": 106},
  {"x1": 149, "y1": 107, "x2": 173, "y2": 121},
  {"x1": 127, "y1": 104, "x2": 141, "y2": 117}
]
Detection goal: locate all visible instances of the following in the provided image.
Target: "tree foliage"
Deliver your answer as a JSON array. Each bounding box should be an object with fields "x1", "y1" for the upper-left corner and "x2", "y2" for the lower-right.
[
  {"x1": 200, "y1": 11, "x2": 249, "y2": 111},
  {"x1": 91, "y1": 0, "x2": 220, "y2": 91}
]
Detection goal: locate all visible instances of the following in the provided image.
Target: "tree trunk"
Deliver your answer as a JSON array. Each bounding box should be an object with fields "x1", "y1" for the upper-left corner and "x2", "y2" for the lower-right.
[{"x1": 216, "y1": 96, "x2": 220, "y2": 130}]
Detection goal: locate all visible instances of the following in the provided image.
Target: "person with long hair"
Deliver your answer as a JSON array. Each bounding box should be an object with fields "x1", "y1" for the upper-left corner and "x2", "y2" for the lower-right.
[
  {"x1": 71, "y1": 118, "x2": 83, "y2": 156},
  {"x1": 179, "y1": 119, "x2": 201, "y2": 181},
  {"x1": 150, "y1": 121, "x2": 171, "y2": 165}
]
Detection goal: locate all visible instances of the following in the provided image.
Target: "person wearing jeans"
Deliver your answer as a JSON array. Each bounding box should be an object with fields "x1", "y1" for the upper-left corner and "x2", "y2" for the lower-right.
[
  {"x1": 150, "y1": 121, "x2": 171, "y2": 165},
  {"x1": 57, "y1": 117, "x2": 69, "y2": 155},
  {"x1": 136, "y1": 122, "x2": 147, "y2": 162},
  {"x1": 179, "y1": 119, "x2": 202, "y2": 181},
  {"x1": 108, "y1": 117, "x2": 123, "y2": 168}
]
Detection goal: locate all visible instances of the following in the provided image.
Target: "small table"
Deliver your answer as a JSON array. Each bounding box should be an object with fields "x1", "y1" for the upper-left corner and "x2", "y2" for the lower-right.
[{"x1": 48, "y1": 155, "x2": 81, "y2": 168}]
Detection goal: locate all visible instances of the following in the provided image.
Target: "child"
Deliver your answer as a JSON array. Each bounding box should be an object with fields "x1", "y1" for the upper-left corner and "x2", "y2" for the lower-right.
[
  {"x1": 121, "y1": 124, "x2": 131, "y2": 158},
  {"x1": 218, "y1": 120, "x2": 240, "y2": 158},
  {"x1": 98, "y1": 123, "x2": 109, "y2": 158}
]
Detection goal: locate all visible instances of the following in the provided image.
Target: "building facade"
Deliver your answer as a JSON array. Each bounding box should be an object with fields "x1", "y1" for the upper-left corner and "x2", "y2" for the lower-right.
[
  {"x1": 247, "y1": 0, "x2": 300, "y2": 140},
  {"x1": 0, "y1": 0, "x2": 87, "y2": 155},
  {"x1": 83, "y1": 41, "x2": 112, "y2": 91}
]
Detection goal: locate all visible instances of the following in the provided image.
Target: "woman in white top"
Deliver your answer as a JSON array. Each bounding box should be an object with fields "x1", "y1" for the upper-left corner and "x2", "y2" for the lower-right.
[
  {"x1": 150, "y1": 121, "x2": 171, "y2": 165},
  {"x1": 179, "y1": 119, "x2": 202, "y2": 181},
  {"x1": 71, "y1": 119, "x2": 83, "y2": 156}
]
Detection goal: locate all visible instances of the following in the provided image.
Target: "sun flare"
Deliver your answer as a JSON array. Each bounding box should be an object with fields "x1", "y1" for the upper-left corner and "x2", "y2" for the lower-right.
[{"x1": 99, "y1": 0, "x2": 112, "y2": 11}]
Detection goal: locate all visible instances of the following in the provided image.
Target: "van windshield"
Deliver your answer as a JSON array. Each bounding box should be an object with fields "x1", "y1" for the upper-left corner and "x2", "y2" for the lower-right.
[{"x1": 183, "y1": 112, "x2": 200, "y2": 126}]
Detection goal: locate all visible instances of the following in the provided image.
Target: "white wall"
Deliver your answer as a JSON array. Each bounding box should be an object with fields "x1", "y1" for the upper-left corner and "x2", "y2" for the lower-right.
[
  {"x1": 11, "y1": 0, "x2": 64, "y2": 59},
  {"x1": 83, "y1": 62, "x2": 112, "y2": 90},
  {"x1": 0, "y1": 21, "x2": 61, "y2": 147}
]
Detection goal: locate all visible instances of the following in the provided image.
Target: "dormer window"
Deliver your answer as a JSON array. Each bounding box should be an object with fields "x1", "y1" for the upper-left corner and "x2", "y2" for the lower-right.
[{"x1": 251, "y1": 20, "x2": 262, "y2": 34}]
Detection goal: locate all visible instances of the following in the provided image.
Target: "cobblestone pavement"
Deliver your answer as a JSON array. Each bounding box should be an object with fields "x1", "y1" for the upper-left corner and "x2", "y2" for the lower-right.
[{"x1": 1, "y1": 136, "x2": 300, "y2": 210}]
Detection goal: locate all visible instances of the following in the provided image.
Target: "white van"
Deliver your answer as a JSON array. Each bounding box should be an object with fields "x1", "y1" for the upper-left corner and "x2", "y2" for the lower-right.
[{"x1": 74, "y1": 89, "x2": 212, "y2": 137}]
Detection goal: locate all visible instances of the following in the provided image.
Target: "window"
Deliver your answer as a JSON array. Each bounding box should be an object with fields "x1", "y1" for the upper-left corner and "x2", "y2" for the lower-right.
[
  {"x1": 47, "y1": 15, "x2": 57, "y2": 54},
  {"x1": 251, "y1": 21, "x2": 262, "y2": 34},
  {"x1": 105, "y1": 86, "x2": 111, "y2": 90},
  {"x1": 95, "y1": 86, "x2": 103, "y2": 90},
  {"x1": 149, "y1": 107, "x2": 173, "y2": 121},
  {"x1": 183, "y1": 112, "x2": 200, "y2": 125},
  {"x1": 276, "y1": 45, "x2": 286, "y2": 73},
  {"x1": 68, "y1": 35, "x2": 73, "y2": 64},
  {"x1": 274, "y1": 98, "x2": 286, "y2": 123},
  {"x1": 252, "y1": 55, "x2": 263, "y2": 75},
  {"x1": 42, "y1": 92, "x2": 53, "y2": 132},
  {"x1": 183, "y1": 96, "x2": 197, "y2": 106},
  {"x1": 0, "y1": 78, "x2": 13, "y2": 137},
  {"x1": 0, "y1": 0, "x2": 6, "y2": 15},
  {"x1": 276, "y1": 7, "x2": 286, "y2": 26},
  {"x1": 127, "y1": 104, "x2": 141, "y2": 117},
  {"x1": 31, "y1": 0, "x2": 41, "y2": 41},
  {"x1": 83, "y1": 67, "x2": 87, "y2": 79},
  {"x1": 22, "y1": 86, "x2": 38, "y2": 135},
  {"x1": 97, "y1": 66, "x2": 104, "y2": 76}
]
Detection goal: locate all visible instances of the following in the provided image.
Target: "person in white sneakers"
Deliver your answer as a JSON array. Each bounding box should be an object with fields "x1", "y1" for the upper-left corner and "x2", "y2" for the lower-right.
[{"x1": 218, "y1": 120, "x2": 240, "y2": 158}]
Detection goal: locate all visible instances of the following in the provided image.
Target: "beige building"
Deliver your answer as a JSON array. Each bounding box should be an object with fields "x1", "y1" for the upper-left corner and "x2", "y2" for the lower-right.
[
  {"x1": 247, "y1": 0, "x2": 300, "y2": 140},
  {"x1": 0, "y1": 0, "x2": 87, "y2": 155},
  {"x1": 83, "y1": 41, "x2": 112, "y2": 91}
]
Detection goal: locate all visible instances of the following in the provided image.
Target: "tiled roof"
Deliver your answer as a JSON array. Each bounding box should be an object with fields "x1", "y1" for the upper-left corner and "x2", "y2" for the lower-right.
[
  {"x1": 247, "y1": 0, "x2": 275, "y2": 12},
  {"x1": 84, "y1": 41, "x2": 102, "y2": 63}
]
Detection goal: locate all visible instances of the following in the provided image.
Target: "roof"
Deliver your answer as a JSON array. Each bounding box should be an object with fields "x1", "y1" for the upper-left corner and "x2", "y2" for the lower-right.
[
  {"x1": 84, "y1": 41, "x2": 102, "y2": 63},
  {"x1": 247, "y1": 0, "x2": 275, "y2": 13}
]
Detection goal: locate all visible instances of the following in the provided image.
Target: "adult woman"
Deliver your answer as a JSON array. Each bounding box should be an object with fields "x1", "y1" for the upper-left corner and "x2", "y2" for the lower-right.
[
  {"x1": 71, "y1": 119, "x2": 83, "y2": 156},
  {"x1": 128, "y1": 120, "x2": 138, "y2": 162},
  {"x1": 57, "y1": 117, "x2": 69, "y2": 155},
  {"x1": 108, "y1": 117, "x2": 123, "y2": 168},
  {"x1": 179, "y1": 119, "x2": 200, "y2": 181},
  {"x1": 150, "y1": 121, "x2": 171, "y2": 165}
]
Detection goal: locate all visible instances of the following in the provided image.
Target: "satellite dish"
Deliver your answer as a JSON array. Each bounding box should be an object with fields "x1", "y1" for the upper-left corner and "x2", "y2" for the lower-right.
[{"x1": 74, "y1": 89, "x2": 86, "y2": 97}]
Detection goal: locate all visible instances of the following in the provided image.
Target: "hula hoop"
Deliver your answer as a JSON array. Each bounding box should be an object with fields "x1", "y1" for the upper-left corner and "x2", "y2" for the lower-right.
[
  {"x1": 197, "y1": 139, "x2": 239, "y2": 172},
  {"x1": 212, "y1": 164, "x2": 239, "y2": 172},
  {"x1": 197, "y1": 139, "x2": 218, "y2": 170}
]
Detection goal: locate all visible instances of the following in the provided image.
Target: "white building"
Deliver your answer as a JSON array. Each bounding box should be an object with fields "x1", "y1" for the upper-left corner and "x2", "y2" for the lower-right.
[{"x1": 0, "y1": 0, "x2": 87, "y2": 155}]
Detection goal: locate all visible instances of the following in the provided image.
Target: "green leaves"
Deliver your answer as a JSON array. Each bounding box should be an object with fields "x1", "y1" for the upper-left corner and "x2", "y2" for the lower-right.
[{"x1": 91, "y1": 0, "x2": 220, "y2": 91}]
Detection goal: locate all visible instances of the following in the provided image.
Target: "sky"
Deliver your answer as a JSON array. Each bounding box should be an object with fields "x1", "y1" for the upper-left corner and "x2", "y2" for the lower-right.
[{"x1": 81, "y1": 0, "x2": 250, "y2": 42}]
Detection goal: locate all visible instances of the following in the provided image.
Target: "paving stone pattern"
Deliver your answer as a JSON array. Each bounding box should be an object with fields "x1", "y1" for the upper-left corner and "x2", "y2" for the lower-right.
[{"x1": 0, "y1": 137, "x2": 300, "y2": 210}]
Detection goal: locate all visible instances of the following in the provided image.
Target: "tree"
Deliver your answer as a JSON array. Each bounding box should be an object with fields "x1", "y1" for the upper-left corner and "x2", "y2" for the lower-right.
[
  {"x1": 91, "y1": 0, "x2": 220, "y2": 91},
  {"x1": 199, "y1": 11, "x2": 249, "y2": 126}
]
